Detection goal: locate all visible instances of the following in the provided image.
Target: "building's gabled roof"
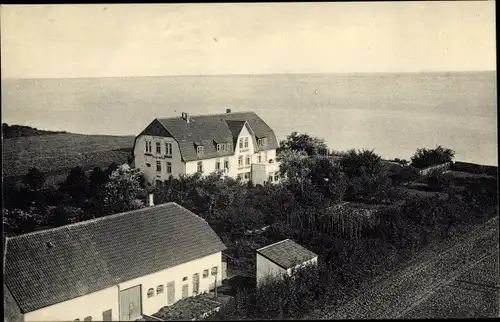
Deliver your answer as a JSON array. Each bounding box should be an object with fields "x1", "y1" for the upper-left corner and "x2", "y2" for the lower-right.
[
  {"x1": 257, "y1": 239, "x2": 317, "y2": 270},
  {"x1": 154, "y1": 111, "x2": 278, "y2": 162},
  {"x1": 4, "y1": 203, "x2": 227, "y2": 314},
  {"x1": 225, "y1": 120, "x2": 247, "y2": 138}
]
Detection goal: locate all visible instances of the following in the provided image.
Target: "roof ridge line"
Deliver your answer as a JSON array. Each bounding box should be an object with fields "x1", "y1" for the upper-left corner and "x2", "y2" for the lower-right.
[
  {"x1": 6, "y1": 202, "x2": 177, "y2": 240},
  {"x1": 157, "y1": 111, "x2": 254, "y2": 121},
  {"x1": 257, "y1": 238, "x2": 291, "y2": 252}
]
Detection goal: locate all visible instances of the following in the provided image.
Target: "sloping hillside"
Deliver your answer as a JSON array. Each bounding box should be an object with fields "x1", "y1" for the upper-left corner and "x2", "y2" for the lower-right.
[
  {"x1": 3, "y1": 133, "x2": 135, "y2": 186},
  {"x1": 2, "y1": 123, "x2": 68, "y2": 138}
]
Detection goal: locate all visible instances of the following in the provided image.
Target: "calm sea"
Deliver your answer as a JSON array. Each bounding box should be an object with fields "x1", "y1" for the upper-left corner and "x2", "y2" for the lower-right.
[{"x1": 2, "y1": 72, "x2": 497, "y2": 166}]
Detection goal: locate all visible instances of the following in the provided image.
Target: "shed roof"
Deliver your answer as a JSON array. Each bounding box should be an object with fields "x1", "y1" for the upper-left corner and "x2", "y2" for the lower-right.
[
  {"x1": 257, "y1": 239, "x2": 317, "y2": 270},
  {"x1": 153, "y1": 111, "x2": 278, "y2": 162},
  {"x1": 4, "y1": 203, "x2": 226, "y2": 313}
]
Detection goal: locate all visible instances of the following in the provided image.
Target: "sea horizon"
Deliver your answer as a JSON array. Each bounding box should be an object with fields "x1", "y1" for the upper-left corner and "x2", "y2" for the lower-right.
[{"x1": 2, "y1": 71, "x2": 497, "y2": 166}]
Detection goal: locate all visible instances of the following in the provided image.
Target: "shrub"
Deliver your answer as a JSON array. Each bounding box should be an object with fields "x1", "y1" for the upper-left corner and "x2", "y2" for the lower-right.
[{"x1": 410, "y1": 145, "x2": 455, "y2": 169}]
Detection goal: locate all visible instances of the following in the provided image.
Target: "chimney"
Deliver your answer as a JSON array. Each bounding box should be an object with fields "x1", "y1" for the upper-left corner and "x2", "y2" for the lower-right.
[
  {"x1": 147, "y1": 194, "x2": 154, "y2": 207},
  {"x1": 226, "y1": 109, "x2": 231, "y2": 114},
  {"x1": 181, "y1": 112, "x2": 190, "y2": 123}
]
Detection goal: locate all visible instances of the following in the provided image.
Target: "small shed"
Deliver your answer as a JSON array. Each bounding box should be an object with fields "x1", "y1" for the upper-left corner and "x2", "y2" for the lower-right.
[{"x1": 256, "y1": 239, "x2": 318, "y2": 286}]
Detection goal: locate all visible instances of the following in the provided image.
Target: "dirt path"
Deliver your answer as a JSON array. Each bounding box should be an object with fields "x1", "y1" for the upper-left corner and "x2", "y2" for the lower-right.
[{"x1": 310, "y1": 217, "x2": 499, "y2": 319}]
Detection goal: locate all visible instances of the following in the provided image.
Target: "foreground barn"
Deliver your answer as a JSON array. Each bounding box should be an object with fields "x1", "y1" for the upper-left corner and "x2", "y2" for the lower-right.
[{"x1": 4, "y1": 203, "x2": 226, "y2": 322}]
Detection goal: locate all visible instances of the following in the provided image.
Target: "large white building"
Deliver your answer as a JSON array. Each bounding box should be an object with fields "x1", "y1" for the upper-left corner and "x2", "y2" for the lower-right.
[
  {"x1": 132, "y1": 110, "x2": 281, "y2": 186},
  {"x1": 256, "y1": 239, "x2": 318, "y2": 287},
  {"x1": 4, "y1": 203, "x2": 227, "y2": 322}
]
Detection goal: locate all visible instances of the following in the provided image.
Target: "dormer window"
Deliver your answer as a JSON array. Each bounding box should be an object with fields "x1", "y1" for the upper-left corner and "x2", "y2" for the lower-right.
[
  {"x1": 216, "y1": 143, "x2": 227, "y2": 152},
  {"x1": 197, "y1": 146, "x2": 204, "y2": 156},
  {"x1": 257, "y1": 138, "x2": 268, "y2": 147}
]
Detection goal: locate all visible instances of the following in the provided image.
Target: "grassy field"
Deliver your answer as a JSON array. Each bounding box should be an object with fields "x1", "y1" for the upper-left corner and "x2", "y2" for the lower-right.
[{"x1": 3, "y1": 133, "x2": 135, "y2": 186}]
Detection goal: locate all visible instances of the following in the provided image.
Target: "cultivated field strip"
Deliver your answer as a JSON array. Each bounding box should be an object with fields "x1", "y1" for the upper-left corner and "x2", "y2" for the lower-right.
[
  {"x1": 320, "y1": 217, "x2": 499, "y2": 319},
  {"x1": 3, "y1": 133, "x2": 134, "y2": 179}
]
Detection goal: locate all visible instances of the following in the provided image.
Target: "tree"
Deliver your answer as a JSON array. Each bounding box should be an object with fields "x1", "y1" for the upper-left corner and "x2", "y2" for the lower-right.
[
  {"x1": 306, "y1": 157, "x2": 347, "y2": 203},
  {"x1": 278, "y1": 149, "x2": 310, "y2": 191},
  {"x1": 105, "y1": 162, "x2": 119, "y2": 176},
  {"x1": 50, "y1": 205, "x2": 83, "y2": 227},
  {"x1": 410, "y1": 145, "x2": 455, "y2": 169},
  {"x1": 22, "y1": 167, "x2": 45, "y2": 191},
  {"x1": 339, "y1": 149, "x2": 389, "y2": 202},
  {"x1": 3, "y1": 207, "x2": 44, "y2": 234},
  {"x1": 59, "y1": 166, "x2": 89, "y2": 207},
  {"x1": 279, "y1": 132, "x2": 329, "y2": 156},
  {"x1": 88, "y1": 167, "x2": 109, "y2": 196},
  {"x1": 101, "y1": 164, "x2": 144, "y2": 215},
  {"x1": 21, "y1": 167, "x2": 46, "y2": 208}
]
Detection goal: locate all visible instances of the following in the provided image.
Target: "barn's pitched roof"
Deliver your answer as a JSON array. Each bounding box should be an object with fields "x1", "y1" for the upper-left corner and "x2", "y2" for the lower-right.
[
  {"x1": 4, "y1": 203, "x2": 226, "y2": 313},
  {"x1": 257, "y1": 239, "x2": 317, "y2": 270},
  {"x1": 153, "y1": 111, "x2": 278, "y2": 162}
]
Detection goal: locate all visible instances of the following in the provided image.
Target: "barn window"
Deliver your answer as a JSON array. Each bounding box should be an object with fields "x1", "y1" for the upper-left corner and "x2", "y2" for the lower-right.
[
  {"x1": 203, "y1": 269, "x2": 209, "y2": 278},
  {"x1": 102, "y1": 309, "x2": 112, "y2": 321},
  {"x1": 157, "y1": 285, "x2": 164, "y2": 294},
  {"x1": 147, "y1": 288, "x2": 154, "y2": 298},
  {"x1": 182, "y1": 276, "x2": 188, "y2": 281}
]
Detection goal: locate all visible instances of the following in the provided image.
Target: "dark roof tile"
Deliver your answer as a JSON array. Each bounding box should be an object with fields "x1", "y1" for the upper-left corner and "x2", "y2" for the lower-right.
[
  {"x1": 4, "y1": 203, "x2": 226, "y2": 313},
  {"x1": 257, "y1": 239, "x2": 317, "y2": 270},
  {"x1": 156, "y1": 112, "x2": 278, "y2": 161}
]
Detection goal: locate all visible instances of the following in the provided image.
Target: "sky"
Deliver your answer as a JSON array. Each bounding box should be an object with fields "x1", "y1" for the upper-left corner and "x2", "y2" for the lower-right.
[{"x1": 0, "y1": 2, "x2": 496, "y2": 79}]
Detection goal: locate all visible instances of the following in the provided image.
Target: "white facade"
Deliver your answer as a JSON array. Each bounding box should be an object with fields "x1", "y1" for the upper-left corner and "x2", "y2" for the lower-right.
[
  {"x1": 134, "y1": 121, "x2": 280, "y2": 186},
  {"x1": 134, "y1": 134, "x2": 186, "y2": 185},
  {"x1": 21, "y1": 252, "x2": 223, "y2": 321},
  {"x1": 23, "y1": 287, "x2": 119, "y2": 322},
  {"x1": 256, "y1": 253, "x2": 318, "y2": 287},
  {"x1": 118, "y1": 251, "x2": 223, "y2": 317}
]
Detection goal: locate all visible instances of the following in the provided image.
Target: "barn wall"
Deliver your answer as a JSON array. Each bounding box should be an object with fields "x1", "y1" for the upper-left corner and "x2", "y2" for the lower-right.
[
  {"x1": 23, "y1": 286, "x2": 119, "y2": 322},
  {"x1": 256, "y1": 253, "x2": 288, "y2": 287},
  {"x1": 4, "y1": 284, "x2": 25, "y2": 322},
  {"x1": 118, "y1": 251, "x2": 223, "y2": 316}
]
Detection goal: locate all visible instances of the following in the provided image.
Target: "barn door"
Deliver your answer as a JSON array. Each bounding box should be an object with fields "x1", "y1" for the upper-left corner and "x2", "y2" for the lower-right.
[
  {"x1": 167, "y1": 281, "x2": 175, "y2": 305},
  {"x1": 119, "y1": 285, "x2": 142, "y2": 321},
  {"x1": 192, "y1": 273, "x2": 200, "y2": 295},
  {"x1": 181, "y1": 284, "x2": 189, "y2": 299}
]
